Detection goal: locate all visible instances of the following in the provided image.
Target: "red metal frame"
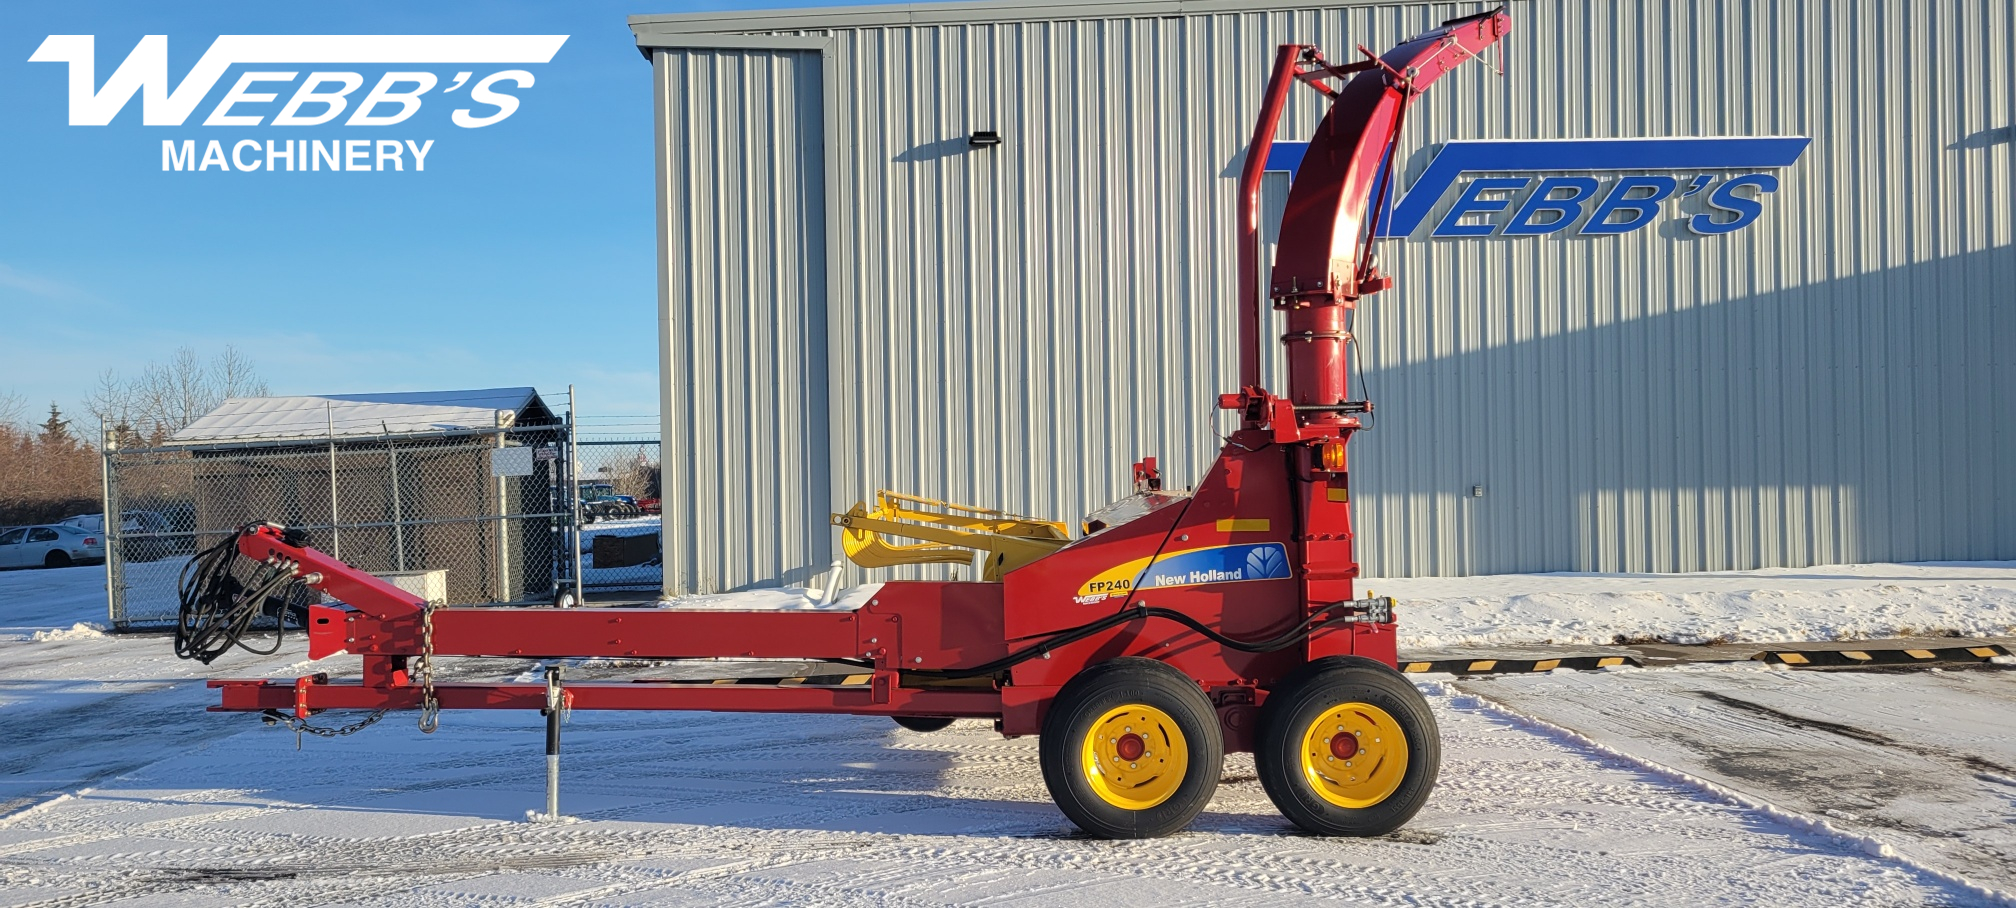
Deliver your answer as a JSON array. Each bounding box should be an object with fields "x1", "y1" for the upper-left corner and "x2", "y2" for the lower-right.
[
  {"x1": 216, "y1": 525, "x2": 1009, "y2": 720},
  {"x1": 205, "y1": 10, "x2": 1510, "y2": 757}
]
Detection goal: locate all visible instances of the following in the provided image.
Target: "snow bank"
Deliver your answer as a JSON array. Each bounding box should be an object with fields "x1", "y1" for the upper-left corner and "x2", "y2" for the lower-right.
[
  {"x1": 1371, "y1": 561, "x2": 2016, "y2": 647},
  {"x1": 1393, "y1": 583, "x2": 2016, "y2": 647},
  {"x1": 30, "y1": 622, "x2": 106, "y2": 642}
]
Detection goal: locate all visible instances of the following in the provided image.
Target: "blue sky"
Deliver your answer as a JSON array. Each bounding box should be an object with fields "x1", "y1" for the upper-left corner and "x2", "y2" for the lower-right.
[{"x1": 0, "y1": 0, "x2": 878, "y2": 438}]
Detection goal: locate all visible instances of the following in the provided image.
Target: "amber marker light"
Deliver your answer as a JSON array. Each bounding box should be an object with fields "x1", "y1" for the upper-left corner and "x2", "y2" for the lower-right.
[{"x1": 1319, "y1": 439, "x2": 1348, "y2": 472}]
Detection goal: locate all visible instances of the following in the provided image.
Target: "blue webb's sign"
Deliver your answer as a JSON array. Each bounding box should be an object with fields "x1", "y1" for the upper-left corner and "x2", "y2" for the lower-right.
[{"x1": 1265, "y1": 137, "x2": 1810, "y2": 238}]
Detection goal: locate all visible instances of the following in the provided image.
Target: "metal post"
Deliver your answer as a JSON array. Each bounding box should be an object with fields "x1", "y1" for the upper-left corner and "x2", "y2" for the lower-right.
[
  {"x1": 100, "y1": 428, "x2": 122, "y2": 629},
  {"x1": 326, "y1": 403, "x2": 342, "y2": 559},
  {"x1": 538, "y1": 664, "x2": 564, "y2": 821},
  {"x1": 494, "y1": 412, "x2": 510, "y2": 602},
  {"x1": 568, "y1": 385, "x2": 583, "y2": 609},
  {"x1": 389, "y1": 439, "x2": 406, "y2": 571}
]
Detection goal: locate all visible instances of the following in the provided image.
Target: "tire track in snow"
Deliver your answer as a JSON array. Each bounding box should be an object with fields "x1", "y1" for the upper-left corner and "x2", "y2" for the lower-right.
[{"x1": 1438, "y1": 676, "x2": 2014, "y2": 906}]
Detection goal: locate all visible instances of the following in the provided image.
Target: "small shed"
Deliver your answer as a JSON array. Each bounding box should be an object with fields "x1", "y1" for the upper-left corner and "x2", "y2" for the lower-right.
[{"x1": 165, "y1": 388, "x2": 564, "y2": 605}]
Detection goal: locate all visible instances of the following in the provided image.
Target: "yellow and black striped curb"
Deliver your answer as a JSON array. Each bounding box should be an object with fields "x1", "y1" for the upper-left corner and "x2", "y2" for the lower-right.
[
  {"x1": 1401, "y1": 656, "x2": 1640, "y2": 674},
  {"x1": 1755, "y1": 644, "x2": 2010, "y2": 668}
]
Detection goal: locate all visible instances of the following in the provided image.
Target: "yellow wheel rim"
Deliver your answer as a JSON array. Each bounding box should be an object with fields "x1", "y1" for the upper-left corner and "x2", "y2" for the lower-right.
[
  {"x1": 1300, "y1": 701, "x2": 1409, "y2": 808},
  {"x1": 1080, "y1": 704, "x2": 1189, "y2": 810}
]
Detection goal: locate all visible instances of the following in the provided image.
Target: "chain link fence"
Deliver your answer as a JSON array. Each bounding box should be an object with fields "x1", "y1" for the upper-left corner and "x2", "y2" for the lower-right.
[
  {"x1": 103, "y1": 425, "x2": 580, "y2": 628},
  {"x1": 573, "y1": 438, "x2": 662, "y2": 594}
]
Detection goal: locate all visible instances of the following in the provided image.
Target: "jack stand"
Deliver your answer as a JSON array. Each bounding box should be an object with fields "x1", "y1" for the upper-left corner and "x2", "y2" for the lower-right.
[{"x1": 527, "y1": 664, "x2": 571, "y2": 823}]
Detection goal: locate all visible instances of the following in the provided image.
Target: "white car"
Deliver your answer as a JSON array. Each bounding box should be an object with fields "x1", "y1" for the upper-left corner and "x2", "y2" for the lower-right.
[
  {"x1": 59, "y1": 510, "x2": 182, "y2": 562},
  {"x1": 61, "y1": 510, "x2": 170, "y2": 535},
  {"x1": 0, "y1": 525, "x2": 107, "y2": 569},
  {"x1": 59, "y1": 513, "x2": 122, "y2": 534}
]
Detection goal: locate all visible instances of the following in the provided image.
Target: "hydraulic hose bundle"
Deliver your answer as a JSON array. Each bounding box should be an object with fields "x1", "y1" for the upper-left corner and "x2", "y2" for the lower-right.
[{"x1": 174, "y1": 525, "x2": 307, "y2": 664}]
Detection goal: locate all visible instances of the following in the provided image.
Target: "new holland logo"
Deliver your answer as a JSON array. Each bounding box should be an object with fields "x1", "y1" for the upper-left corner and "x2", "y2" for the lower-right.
[
  {"x1": 1072, "y1": 543, "x2": 1292, "y2": 606},
  {"x1": 28, "y1": 34, "x2": 569, "y2": 172},
  {"x1": 1266, "y1": 137, "x2": 1810, "y2": 237}
]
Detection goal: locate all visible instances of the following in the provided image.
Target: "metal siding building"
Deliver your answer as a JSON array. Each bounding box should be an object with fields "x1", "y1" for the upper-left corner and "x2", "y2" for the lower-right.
[{"x1": 634, "y1": 0, "x2": 2016, "y2": 595}]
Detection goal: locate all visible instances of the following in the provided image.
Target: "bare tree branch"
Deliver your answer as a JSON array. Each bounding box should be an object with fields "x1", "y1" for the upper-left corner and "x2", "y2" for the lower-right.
[
  {"x1": 85, "y1": 369, "x2": 140, "y2": 443},
  {"x1": 82, "y1": 346, "x2": 270, "y2": 444},
  {"x1": 0, "y1": 390, "x2": 25, "y2": 431},
  {"x1": 213, "y1": 345, "x2": 269, "y2": 399}
]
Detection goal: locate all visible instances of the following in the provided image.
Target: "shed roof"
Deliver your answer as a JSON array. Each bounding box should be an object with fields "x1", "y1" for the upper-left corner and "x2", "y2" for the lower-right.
[{"x1": 169, "y1": 388, "x2": 550, "y2": 445}]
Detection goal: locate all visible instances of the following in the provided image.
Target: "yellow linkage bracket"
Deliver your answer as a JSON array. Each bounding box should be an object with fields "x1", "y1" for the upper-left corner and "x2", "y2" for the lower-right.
[{"x1": 830, "y1": 490, "x2": 1072, "y2": 581}]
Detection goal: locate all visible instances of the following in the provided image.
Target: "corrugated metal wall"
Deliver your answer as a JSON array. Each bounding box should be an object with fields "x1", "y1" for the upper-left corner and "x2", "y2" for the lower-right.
[
  {"x1": 653, "y1": 48, "x2": 831, "y2": 593},
  {"x1": 1361, "y1": 0, "x2": 2015, "y2": 574},
  {"x1": 647, "y1": 0, "x2": 2015, "y2": 592}
]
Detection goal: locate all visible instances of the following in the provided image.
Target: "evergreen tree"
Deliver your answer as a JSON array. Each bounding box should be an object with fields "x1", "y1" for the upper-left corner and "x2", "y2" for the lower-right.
[
  {"x1": 110, "y1": 420, "x2": 144, "y2": 450},
  {"x1": 39, "y1": 403, "x2": 73, "y2": 448}
]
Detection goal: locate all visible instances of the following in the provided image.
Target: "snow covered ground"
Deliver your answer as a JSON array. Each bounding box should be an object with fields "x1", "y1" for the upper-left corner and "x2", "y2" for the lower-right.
[
  {"x1": 1, "y1": 561, "x2": 2013, "y2": 905},
  {"x1": 0, "y1": 679, "x2": 1988, "y2": 906},
  {"x1": 0, "y1": 561, "x2": 111, "y2": 632}
]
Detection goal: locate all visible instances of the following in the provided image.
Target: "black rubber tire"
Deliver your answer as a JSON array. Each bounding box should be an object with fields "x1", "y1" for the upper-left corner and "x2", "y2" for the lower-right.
[
  {"x1": 1256, "y1": 656, "x2": 1440, "y2": 837},
  {"x1": 892, "y1": 716, "x2": 955, "y2": 733},
  {"x1": 44, "y1": 551, "x2": 71, "y2": 569},
  {"x1": 1038, "y1": 657, "x2": 1223, "y2": 839}
]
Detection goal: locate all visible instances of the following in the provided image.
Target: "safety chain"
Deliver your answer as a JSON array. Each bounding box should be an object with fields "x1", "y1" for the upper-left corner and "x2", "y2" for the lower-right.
[
  {"x1": 265, "y1": 708, "x2": 389, "y2": 749},
  {"x1": 417, "y1": 600, "x2": 441, "y2": 734}
]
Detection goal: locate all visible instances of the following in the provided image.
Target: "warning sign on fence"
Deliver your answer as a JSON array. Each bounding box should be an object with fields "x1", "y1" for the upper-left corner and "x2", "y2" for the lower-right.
[{"x1": 490, "y1": 446, "x2": 535, "y2": 477}]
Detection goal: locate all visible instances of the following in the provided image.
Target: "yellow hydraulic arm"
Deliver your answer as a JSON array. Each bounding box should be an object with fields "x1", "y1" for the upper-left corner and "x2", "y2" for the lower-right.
[{"x1": 830, "y1": 491, "x2": 1071, "y2": 581}]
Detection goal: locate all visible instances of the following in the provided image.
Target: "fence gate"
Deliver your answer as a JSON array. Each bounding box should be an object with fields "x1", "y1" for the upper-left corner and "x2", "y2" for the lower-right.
[{"x1": 569, "y1": 438, "x2": 664, "y2": 595}]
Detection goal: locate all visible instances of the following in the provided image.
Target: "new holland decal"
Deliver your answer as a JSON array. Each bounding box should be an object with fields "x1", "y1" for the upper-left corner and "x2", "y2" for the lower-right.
[{"x1": 1072, "y1": 543, "x2": 1291, "y2": 605}]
